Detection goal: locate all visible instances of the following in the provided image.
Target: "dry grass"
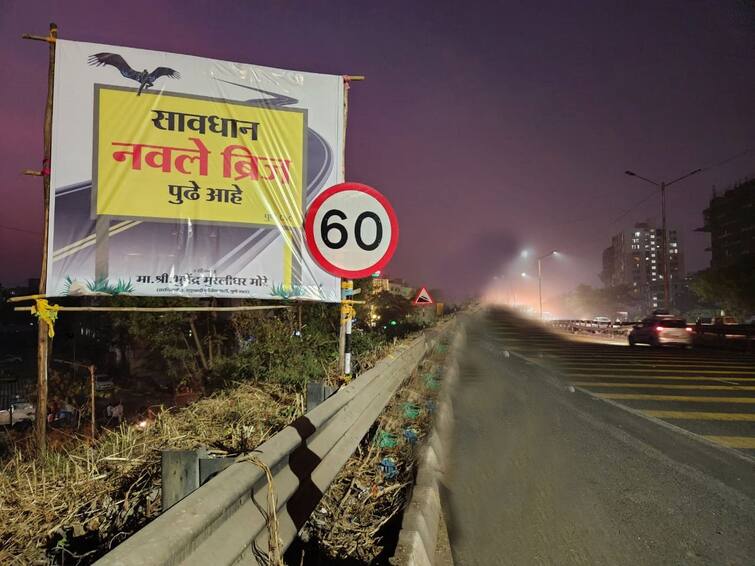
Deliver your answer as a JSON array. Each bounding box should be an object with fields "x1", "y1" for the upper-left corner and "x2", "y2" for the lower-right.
[
  {"x1": 302, "y1": 342, "x2": 448, "y2": 562},
  {"x1": 0, "y1": 381, "x2": 303, "y2": 565}
]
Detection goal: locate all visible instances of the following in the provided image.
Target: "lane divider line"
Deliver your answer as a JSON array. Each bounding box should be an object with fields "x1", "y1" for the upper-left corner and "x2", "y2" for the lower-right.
[
  {"x1": 703, "y1": 435, "x2": 755, "y2": 449},
  {"x1": 574, "y1": 382, "x2": 755, "y2": 391},
  {"x1": 597, "y1": 393, "x2": 755, "y2": 404},
  {"x1": 563, "y1": 374, "x2": 755, "y2": 382}
]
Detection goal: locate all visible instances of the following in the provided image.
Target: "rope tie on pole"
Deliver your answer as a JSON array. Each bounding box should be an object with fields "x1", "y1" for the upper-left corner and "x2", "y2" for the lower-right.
[{"x1": 31, "y1": 299, "x2": 59, "y2": 337}]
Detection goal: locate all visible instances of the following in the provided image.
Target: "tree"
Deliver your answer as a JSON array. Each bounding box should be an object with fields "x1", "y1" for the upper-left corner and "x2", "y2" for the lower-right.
[
  {"x1": 220, "y1": 303, "x2": 340, "y2": 388},
  {"x1": 106, "y1": 297, "x2": 212, "y2": 391},
  {"x1": 372, "y1": 291, "x2": 411, "y2": 326},
  {"x1": 564, "y1": 284, "x2": 636, "y2": 319},
  {"x1": 692, "y1": 260, "x2": 755, "y2": 318}
]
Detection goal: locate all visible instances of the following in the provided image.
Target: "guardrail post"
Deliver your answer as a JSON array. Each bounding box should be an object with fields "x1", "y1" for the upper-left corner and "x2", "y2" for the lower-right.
[
  {"x1": 306, "y1": 381, "x2": 337, "y2": 412},
  {"x1": 161, "y1": 449, "x2": 201, "y2": 511}
]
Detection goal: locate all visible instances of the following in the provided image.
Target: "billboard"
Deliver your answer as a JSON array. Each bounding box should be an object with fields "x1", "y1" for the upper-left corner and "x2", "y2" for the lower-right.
[{"x1": 48, "y1": 40, "x2": 344, "y2": 301}]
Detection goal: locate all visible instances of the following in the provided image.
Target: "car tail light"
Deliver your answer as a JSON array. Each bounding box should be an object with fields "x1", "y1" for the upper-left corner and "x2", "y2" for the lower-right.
[
  {"x1": 686, "y1": 327, "x2": 693, "y2": 332},
  {"x1": 655, "y1": 325, "x2": 664, "y2": 332}
]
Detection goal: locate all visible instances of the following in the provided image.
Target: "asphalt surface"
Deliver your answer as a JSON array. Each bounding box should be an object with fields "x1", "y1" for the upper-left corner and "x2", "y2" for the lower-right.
[{"x1": 443, "y1": 309, "x2": 755, "y2": 566}]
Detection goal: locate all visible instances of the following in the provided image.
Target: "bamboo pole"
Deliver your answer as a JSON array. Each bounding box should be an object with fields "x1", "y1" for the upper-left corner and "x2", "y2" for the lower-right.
[
  {"x1": 189, "y1": 318, "x2": 209, "y2": 371},
  {"x1": 27, "y1": 22, "x2": 57, "y2": 456},
  {"x1": 7, "y1": 293, "x2": 47, "y2": 302},
  {"x1": 337, "y1": 77, "x2": 352, "y2": 375},
  {"x1": 89, "y1": 365, "x2": 96, "y2": 441},
  {"x1": 14, "y1": 305, "x2": 290, "y2": 313}
]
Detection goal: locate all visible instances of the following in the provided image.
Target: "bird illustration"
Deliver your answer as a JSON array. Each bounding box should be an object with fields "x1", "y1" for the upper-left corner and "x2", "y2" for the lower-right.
[{"x1": 88, "y1": 53, "x2": 180, "y2": 95}]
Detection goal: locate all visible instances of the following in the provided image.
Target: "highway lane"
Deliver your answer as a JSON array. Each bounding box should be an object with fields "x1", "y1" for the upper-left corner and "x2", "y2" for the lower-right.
[
  {"x1": 486, "y1": 312, "x2": 755, "y2": 457},
  {"x1": 443, "y1": 308, "x2": 755, "y2": 566}
]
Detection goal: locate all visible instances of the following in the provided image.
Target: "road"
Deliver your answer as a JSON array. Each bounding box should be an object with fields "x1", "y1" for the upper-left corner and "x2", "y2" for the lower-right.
[{"x1": 443, "y1": 308, "x2": 755, "y2": 566}]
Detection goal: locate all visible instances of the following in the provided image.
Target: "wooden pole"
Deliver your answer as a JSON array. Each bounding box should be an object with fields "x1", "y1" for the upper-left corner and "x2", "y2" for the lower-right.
[
  {"x1": 337, "y1": 78, "x2": 351, "y2": 375},
  {"x1": 31, "y1": 22, "x2": 57, "y2": 456},
  {"x1": 189, "y1": 318, "x2": 209, "y2": 371},
  {"x1": 89, "y1": 365, "x2": 96, "y2": 440},
  {"x1": 13, "y1": 304, "x2": 291, "y2": 313}
]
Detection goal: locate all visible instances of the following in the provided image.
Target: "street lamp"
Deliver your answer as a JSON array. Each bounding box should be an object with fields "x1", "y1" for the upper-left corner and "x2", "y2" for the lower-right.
[
  {"x1": 625, "y1": 167, "x2": 702, "y2": 307},
  {"x1": 537, "y1": 251, "x2": 557, "y2": 320}
]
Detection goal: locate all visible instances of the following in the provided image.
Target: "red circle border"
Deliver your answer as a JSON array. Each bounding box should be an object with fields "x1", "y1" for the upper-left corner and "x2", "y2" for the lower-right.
[{"x1": 304, "y1": 182, "x2": 399, "y2": 279}]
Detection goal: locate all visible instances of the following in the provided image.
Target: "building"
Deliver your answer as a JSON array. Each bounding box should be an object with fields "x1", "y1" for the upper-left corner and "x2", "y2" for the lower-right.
[
  {"x1": 698, "y1": 179, "x2": 755, "y2": 268},
  {"x1": 599, "y1": 246, "x2": 614, "y2": 287},
  {"x1": 388, "y1": 280, "x2": 415, "y2": 300},
  {"x1": 601, "y1": 222, "x2": 685, "y2": 310},
  {"x1": 370, "y1": 277, "x2": 391, "y2": 295}
]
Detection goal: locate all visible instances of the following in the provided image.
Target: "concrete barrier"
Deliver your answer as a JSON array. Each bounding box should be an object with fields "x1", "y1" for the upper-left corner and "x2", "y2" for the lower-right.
[{"x1": 391, "y1": 319, "x2": 467, "y2": 566}]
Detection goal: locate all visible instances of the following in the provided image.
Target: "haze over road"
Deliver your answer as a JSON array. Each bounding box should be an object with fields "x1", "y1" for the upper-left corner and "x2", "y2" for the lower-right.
[{"x1": 443, "y1": 309, "x2": 755, "y2": 566}]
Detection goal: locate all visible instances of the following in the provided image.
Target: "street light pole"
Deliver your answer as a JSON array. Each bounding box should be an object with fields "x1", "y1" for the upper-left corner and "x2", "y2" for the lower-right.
[
  {"x1": 660, "y1": 180, "x2": 669, "y2": 307},
  {"x1": 625, "y1": 168, "x2": 701, "y2": 309},
  {"x1": 538, "y1": 258, "x2": 543, "y2": 319},
  {"x1": 537, "y1": 251, "x2": 557, "y2": 320}
]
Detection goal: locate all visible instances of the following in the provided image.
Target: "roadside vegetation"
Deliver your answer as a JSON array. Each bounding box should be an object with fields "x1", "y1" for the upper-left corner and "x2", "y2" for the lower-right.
[{"x1": 0, "y1": 283, "x2": 450, "y2": 564}]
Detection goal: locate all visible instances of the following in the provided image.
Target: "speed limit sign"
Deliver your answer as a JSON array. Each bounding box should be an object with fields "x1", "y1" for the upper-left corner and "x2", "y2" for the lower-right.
[{"x1": 305, "y1": 183, "x2": 399, "y2": 279}]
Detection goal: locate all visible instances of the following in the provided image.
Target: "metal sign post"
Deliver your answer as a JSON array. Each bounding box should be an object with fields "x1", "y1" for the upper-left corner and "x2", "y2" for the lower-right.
[{"x1": 305, "y1": 182, "x2": 398, "y2": 383}]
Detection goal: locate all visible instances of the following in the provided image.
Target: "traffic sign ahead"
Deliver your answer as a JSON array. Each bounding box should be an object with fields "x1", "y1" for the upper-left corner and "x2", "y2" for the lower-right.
[
  {"x1": 305, "y1": 183, "x2": 399, "y2": 279},
  {"x1": 413, "y1": 287, "x2": 434, "y2": 306}
]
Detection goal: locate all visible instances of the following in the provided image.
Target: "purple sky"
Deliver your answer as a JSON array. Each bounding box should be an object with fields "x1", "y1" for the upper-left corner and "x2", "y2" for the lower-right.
[{"x1": 1, "y1": 1, "x2": 753, "y2": 300}]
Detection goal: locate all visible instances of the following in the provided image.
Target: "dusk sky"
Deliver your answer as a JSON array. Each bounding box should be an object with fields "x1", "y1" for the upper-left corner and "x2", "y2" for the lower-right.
[{"x1": 1, "y1": 1, "x2": 753, "y2": 301}]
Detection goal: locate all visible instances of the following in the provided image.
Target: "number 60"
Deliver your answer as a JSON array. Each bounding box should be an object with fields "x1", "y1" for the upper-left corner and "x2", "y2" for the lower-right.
[{"x1": 321, "y1": 209, "x2": 383, "y2": 251}]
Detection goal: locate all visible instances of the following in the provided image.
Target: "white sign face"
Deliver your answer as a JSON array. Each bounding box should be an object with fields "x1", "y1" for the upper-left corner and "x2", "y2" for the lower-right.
[
  {"x1": 305, "y1": 183, "x2": 398, "y2": 279},
  {"x1": 47, "y1": 39, "x2": 345, "y2": 302},
  {"x1": 413, "y1": 287, "x2": 434, "y2": 305}
]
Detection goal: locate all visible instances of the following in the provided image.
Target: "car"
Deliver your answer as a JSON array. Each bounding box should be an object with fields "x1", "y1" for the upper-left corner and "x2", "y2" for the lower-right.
[
  {"x1": 0, "y1": 399, "x2": 35, "y2": 428},
  {"x1": 628, "y1": 316, "x2": 692, "y2": 347},
  {"x1": 714, "y1": 316, "x2": 738, "y2": 325},
  {"x1": 592, "y1": 316, "x2": 611, "y2": 326},
  {"x1": 696, "y1": 317, "x2": 713, "y2": 325}
]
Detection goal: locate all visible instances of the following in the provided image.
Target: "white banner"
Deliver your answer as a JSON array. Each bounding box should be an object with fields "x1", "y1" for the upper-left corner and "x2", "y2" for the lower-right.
[{"x1": 48, "y1": 39, "x2": 344, "y2": 301}]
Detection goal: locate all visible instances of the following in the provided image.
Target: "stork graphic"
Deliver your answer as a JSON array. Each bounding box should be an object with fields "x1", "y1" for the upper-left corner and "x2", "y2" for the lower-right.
[{"x1": 88, "y1": 53, "x2": 180, "y2": 95}]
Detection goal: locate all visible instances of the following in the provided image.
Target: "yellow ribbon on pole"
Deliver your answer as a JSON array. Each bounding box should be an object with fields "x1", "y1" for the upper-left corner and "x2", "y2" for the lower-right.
[
  {"x1": 31, "y1": 299, "x2": 60, "y2": 337},
  {"x1": 340, "y1": 301, "x2": 357, "y2": 323}
]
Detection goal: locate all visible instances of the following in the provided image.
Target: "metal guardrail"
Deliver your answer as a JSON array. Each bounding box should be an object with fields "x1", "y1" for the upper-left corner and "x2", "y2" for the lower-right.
[
  {"x1": 552, "y1": 320, "x2": 755, "y2": 350},
  {"x1": 693, "y1": 323, "x2": 755, "y2": 352},
  {"x1": 96, "y1": 323, "x2": 452, "y2": 566},
  {"x1": 550, "y1": 320, "x2": 636, "y2": 337}
]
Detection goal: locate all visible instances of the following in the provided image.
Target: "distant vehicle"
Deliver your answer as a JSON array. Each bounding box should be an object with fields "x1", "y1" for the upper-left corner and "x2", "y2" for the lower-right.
[
  {"x1": 650, "y1": 309, "x2": 672, "y2": 317},
  {"x1": 592, "y1": 316, "x2": 611, "y2": 325},
  {"x1": 714, "y1": 316, "x2": 738, "y2": 325},
  {"x1": 94, "y1": 374, "x2": 115, "y2": 392},
  {"x1": 696, "y1": 317, "x2": 713, "y2": 325},
  {"x1": 0, "y1": 399, "x2": 35, "y2": 429},
  {"x1": 628, "y1": 316, "x2": 692, "y2": 347}
]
